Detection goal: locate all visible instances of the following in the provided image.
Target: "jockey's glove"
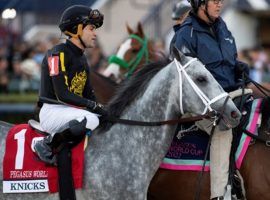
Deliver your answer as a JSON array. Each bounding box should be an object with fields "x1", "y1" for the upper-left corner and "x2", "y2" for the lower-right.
[{"x1": 87, "y1": 100, "x2": 108, "y2": 116}]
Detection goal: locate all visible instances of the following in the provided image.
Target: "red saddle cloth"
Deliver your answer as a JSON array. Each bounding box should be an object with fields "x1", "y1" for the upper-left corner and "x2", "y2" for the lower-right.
[{"x1": 3, "y1": 124, "x2": 85, "y2": 193}]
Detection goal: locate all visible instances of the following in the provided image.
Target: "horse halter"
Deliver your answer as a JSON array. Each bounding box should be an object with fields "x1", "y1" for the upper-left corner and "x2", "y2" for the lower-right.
[
  {"x1": 174, "y1": 58, "x2": 228, "y2": 115},
  {"x1": 108, "y1": 34, "x2": 149, "y2": 78}
]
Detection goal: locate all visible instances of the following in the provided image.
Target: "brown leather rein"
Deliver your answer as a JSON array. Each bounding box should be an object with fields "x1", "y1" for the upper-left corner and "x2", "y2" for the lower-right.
[
  {"x1": 104, "y1": 111, "x2": 218, "y2": 126},
  {"x1": 39, "y1": 96, "x2": 219, "y2": 127}
]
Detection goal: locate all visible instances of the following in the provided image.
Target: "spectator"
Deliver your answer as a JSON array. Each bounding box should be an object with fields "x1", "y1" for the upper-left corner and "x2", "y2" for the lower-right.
[
  {"x1": 0, "y1": 56, "x2": 9, "y2": 93},
  {"x1": 249, "y1": 47, "x2": 268, "y2": 83},
  {"x1": 33, "y1": 41, "x2": 48, "y2": 65},
  {"x1": 20, "y1": 47, "x2": 40, "y2": 91}
]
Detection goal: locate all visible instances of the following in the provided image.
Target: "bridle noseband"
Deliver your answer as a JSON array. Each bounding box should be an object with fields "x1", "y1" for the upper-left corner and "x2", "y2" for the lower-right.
[{"x1": 174, "y1": 58, "x2": 228, "y2": 115}]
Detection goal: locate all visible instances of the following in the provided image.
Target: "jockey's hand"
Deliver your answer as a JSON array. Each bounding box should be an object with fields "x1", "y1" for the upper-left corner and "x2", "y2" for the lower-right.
[
  {"x1": 93, "y1": 103, "x2": 108, "y2": 116},
  {"x1": 87, "y1": 101, "x2": 108, "y2": 116}
]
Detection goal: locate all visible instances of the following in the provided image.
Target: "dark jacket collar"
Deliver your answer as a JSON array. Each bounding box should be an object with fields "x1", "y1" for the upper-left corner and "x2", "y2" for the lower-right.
[
  {"x1": 66, "y1": 40, "x2": 84, "y2": 56},
  {"x1": 173, "y1": 24, "x2": 182, "y2": 33},
  {"x1": 182, "y1": 12, "x2": 223, "y2": 33}
]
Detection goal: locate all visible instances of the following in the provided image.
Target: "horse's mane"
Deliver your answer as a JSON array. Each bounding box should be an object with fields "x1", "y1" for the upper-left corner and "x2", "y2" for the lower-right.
[{"x1": 107, "y1": 58, "x2": 170, "y2": 118}]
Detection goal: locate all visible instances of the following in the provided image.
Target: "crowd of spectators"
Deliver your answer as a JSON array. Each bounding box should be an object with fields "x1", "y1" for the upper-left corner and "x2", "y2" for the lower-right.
[
  {"x1": 0, "y1": 29, "x2": 108, "y2": 94},
  {"x1": 238, "y1": 46, "x2": 270, "y2": 83},
  {"x1": 0, "y1": 35, "x2": 57, "y2": 94}
]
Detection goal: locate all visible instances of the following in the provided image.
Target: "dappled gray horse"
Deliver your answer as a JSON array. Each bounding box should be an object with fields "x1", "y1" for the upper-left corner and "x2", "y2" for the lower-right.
[{"x1": 0, "y1": 50, "x2": 241, "y2": 200}]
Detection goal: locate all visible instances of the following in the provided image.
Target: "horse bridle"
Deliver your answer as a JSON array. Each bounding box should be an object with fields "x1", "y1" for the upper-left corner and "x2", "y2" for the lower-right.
[
  {"x1": 174, "y1": 58, "x2": 229, "y2": 115},
  {"x1": 108, "y1": 34, "x2": 149, "y2": 78}
]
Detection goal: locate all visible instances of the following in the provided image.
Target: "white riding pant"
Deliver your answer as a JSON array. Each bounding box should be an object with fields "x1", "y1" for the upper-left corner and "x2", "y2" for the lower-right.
[
  {"x1": 39, "y1": 103, "x2": 100, "y2": 136},
  {"x1": 195, "y1": 89, "x2": 252, "y2": 198}
]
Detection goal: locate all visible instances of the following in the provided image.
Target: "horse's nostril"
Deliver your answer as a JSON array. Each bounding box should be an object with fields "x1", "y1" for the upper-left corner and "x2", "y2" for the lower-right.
[{"x1": 231, "y1": 111, "x2": 239, "y2": 119}]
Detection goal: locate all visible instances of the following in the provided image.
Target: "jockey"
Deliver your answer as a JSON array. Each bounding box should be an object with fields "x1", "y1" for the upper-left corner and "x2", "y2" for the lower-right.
[
  {"x1": 34, "y1": 5, "x2": 106, "y2": 164},
  {"x1": 172, "y1": 0, "x2": 251, "y2": 199}
]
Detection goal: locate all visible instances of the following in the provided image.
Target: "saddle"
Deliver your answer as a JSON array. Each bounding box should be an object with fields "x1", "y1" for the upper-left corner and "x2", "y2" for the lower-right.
[
  {"x1": 3, "y1": 123, "x2": 85, "y2": 196},
  {"x1": 29, "y1": 119, "x2": 86, "y2": 150},
  {"x1": 28, "y1": 119, "x2": 86, "y2": 200}
]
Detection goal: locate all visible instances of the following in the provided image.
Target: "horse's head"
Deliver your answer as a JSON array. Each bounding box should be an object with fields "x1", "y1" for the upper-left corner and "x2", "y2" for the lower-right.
[
  {"x1": 172, "y1": 47, "x2": 241, "y2": 130},
  {"x1": 103, "y1": 22, "x2": 158, "y2": 82}
]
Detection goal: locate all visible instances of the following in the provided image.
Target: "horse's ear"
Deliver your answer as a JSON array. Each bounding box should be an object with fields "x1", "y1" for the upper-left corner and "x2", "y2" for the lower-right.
[
  {"x1": 126, "y1": 23, "x2": 133, "y2": 35},
  {"x1": 137, "y1": 22, "x2": 144, "y2": 37},
  {"x1": 172, "y1": 45, "x2": 185, "y2": 62}
]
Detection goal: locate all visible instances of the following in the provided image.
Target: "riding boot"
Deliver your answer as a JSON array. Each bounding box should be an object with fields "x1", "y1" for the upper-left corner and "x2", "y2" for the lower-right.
[
  {"x1": 34, "y1": 118, "x2": 88, "y2": 165},
  {"x1": 51, "y1": 118, "x2": 88, "y2": 149},
  {"x1": 34, "y1": 135, "x2": 56, "y2": 165}
]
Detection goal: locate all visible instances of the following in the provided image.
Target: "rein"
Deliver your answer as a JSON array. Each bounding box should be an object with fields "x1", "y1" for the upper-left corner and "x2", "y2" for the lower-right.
[
  {"x1": 39, "y1": 96, "x2": 219, "y2": 126},
  {"x1": 104, "y1": 111, "x2": 218, "y2": 126},
  {"x1": 244, "y1": 74, "x2": 270, "y2": 97},
  {"x1": 108, "y1": 34, "x2": 149, "y2": 78}
]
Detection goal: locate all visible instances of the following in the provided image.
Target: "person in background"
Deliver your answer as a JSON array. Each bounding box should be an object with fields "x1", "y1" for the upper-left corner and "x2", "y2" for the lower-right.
[
  {"x1": 172, "y1": 0, "x2": 251, "y2": 199},
  {"x1": 0, "y1": 56, "x2": 9, "y2": 93},
  {"x1": 169, "y1": 0, "x2": 191, "y2": 55},
  {"x1": 34, "y1": 5, "x2": 107, "y2": 164},
  {"x1": 20, "y1": 47, "x2": 40, "y2": 91}
]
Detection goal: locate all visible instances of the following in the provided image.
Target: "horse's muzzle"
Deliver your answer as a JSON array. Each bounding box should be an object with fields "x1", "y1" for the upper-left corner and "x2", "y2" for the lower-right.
[{"x1": 219, "y1": 109, "x2": 241, "y2": 131}]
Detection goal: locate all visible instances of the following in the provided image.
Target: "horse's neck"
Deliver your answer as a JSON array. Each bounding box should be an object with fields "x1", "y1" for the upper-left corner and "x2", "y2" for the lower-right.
[
  {"x1": 88, "y1": 63, "x2": 179, "y2": 169},
  {"x1": 114, "y1": 63, "x2": 179, "y2": 158},
  {"x1": 126, "y1": 64, "x2": 178, "y2": 122}
]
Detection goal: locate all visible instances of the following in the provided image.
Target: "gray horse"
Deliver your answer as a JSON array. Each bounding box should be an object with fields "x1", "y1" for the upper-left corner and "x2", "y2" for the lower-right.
[{"x1": 0, "y1": 50, "x2": 241, "y2": 200}]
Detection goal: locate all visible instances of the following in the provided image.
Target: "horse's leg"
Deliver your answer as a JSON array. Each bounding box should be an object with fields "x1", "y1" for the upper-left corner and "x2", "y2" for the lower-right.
[
  {"x1": 240, "y1": 143, "x2": 270, "y2": 200},
  {"x1": 148, "y1": 169, "x2": 210, "y2": 200}
]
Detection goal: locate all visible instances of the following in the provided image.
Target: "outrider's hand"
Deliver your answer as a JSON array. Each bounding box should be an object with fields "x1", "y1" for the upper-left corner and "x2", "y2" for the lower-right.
[{"x1": 235, "y1": 61, "x2": 250, "y2": 77}]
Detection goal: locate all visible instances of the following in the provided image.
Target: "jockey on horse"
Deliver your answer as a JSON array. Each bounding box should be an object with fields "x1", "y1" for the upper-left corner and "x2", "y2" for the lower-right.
[
  {"x1": 172, "y1": 0, "x2": 252, "y2": 199},
  {"x1": 34, "y1": 5, "x2": 107, "y2": 164}
]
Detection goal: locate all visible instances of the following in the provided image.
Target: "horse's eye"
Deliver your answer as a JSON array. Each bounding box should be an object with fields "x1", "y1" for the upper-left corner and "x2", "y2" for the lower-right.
[{"x1": 196, "y1": 76, "x2": 207, "y2": 83}]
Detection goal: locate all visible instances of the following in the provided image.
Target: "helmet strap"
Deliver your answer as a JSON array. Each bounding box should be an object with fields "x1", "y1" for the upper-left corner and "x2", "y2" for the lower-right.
[
  {"x1": 64, "y1": 24, "x2": 87, "y2": 48},
  {"x1": 64, "y1": 24, "x2": 84, "y2": 39},
  {"x1": 79, "y1": 35, "x2": 86, "y2": 49}
]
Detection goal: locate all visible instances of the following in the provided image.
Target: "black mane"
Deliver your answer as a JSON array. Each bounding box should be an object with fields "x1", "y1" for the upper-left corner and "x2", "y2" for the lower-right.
[{"x1": 107, "y1": 59, "x2": 170, "y2": 118}]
